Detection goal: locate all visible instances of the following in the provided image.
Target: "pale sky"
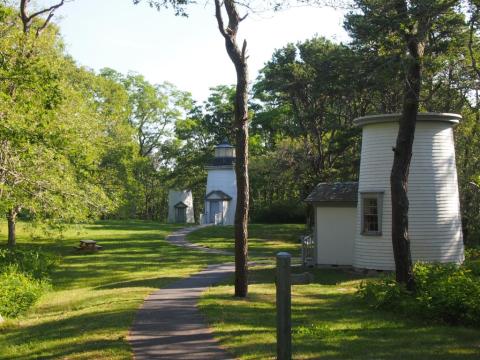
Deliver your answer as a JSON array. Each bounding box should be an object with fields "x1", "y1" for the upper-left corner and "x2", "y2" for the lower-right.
[{"x1": 37, "y1": 0, "x2": 349, "y2": 102}]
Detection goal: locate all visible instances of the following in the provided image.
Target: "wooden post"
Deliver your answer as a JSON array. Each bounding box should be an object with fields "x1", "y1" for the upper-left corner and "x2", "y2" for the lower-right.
[{"x1": 276, "y1": 252, "x2": 291, "y2": 360}]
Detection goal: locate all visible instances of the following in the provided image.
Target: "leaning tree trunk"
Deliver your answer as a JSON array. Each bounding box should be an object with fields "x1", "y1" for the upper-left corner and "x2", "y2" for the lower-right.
[
  {"x1": 214, "y1": 0, "x2": 250, "y2": 297},
  {"x1": 390, "y1": 37, "x2": 422, "y2": 291},
  {"x1": 7, "y1": 207, "x2": 19, "y2": 247}
]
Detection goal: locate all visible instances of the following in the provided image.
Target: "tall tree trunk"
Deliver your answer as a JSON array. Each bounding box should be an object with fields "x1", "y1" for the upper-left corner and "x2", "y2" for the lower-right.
[
  {"x1": 214, "y1": 0, "x2": 249, "y2": 297},
  {"x1": 7, "y1": 207, "x2": 19, "y2": 247},
  {"x1": 390, "y1": 36, "x2": 422, "y2": 291},
  {"x1": 233, "y1": 59, "x2": 249, "y2": 297}
]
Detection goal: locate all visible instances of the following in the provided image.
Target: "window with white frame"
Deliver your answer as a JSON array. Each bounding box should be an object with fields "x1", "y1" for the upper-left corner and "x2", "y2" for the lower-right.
[{"x1": 361, "y1": 192, "x2": 383, "y2": 235}]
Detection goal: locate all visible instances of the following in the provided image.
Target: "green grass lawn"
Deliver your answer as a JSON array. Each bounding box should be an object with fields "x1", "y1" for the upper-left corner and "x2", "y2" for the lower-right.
[
  {"x1": 187, "y1": 224, "x2": 306, "y2": 259},
  {"x1": 0, "y1": 220, "x2": 228, "y2": 360},
  {"x1": 3, "y1": 221, "x2": 478, "y2": 360},
  {"x1": 200, "y1": 267, "x2": 480, "y2": 360}
]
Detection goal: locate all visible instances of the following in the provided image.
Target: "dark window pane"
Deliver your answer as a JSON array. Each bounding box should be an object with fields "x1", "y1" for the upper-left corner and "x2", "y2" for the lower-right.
[{"x1": 363, "y1": 197, "x2": 379, "y2": 233}]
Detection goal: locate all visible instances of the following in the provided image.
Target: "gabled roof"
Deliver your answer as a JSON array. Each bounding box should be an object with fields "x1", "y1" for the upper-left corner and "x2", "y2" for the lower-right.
[
  {"x1": 304, "y1": 182, "x2": 358, "y2": 203},
  {"x1": 174, "y1": 201, "x2": 188, "y2": 208},
  {"x1": 205, "y1": 190, "x2": 232, "y2": 201}
]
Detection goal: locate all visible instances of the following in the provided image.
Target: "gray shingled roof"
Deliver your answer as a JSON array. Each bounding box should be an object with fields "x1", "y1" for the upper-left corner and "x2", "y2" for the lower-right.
[
  {"x1": 205, "y1": 190, "x2": 232, "y2": 201},
  {"x1": 174, "y1": 201, "x2": 188, "y2": 208},
  {"x1": 304, "y1": 182, "x2": 358, "y2": 203}
]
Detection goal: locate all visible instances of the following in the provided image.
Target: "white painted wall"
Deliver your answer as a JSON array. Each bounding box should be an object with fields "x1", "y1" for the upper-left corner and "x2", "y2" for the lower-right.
[
  {"x1": 353, "y1": 115, "x2": 464, "y2": 270},
  {"x1": 205, "y1": 167, "x2": 237, "y2": 225},
  {"x1": 167, "y1": 190, "x2": 195, "y2": 223},
  {"x1": 316, "y1": 206, "x2": 356, "y2": 265}
]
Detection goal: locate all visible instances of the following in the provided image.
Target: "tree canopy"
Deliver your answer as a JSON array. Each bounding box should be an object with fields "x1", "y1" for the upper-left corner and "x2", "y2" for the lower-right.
[{"x1": 1, "y1": 0, "x2": 479, "y2": 250}]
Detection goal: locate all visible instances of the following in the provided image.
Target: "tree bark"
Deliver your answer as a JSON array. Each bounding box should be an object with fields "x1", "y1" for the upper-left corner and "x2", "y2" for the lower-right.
[
  {"x1": 390, "y1": 36, "x2": 422, "y2": 291},
  {"x1": 7, "y1": 207, "x2": 19, "y2": 247},
  {"x1": 234, "y1": 64, "x2": 249, "y2": 297},
  {"x1": 214, "y1": 0, "x2": 249, "y2": 297}
]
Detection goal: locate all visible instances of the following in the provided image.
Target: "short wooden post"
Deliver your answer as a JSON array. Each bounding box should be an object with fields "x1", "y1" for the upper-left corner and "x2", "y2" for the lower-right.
[{"x1": 276, "y1": 252, "x2": 291, "y2": 360}]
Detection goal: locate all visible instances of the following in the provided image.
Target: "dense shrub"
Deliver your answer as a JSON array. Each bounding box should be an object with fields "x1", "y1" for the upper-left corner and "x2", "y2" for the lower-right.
[
  {"x1": 465, "y1": 247, "x2": 480, "y2": 261},
  {"x1": 465, "y1": 260, "x2": 480, "y2": 277},
  {"x1": 0, "y1": 248, "x2": 56, "y2": 319},
  {"x1": 251, "y1": 200, "x2": 306, "y2": 223},
  {"x1": 358, "y1": 262, "x2": 480, "y2": 327},
  {"x1": 0, "y1": 247, "x2": 57, "y2": 279},
  {"x1": 357, "y1": 277, "x2": 412, "y2": 309},
  {"x1": 464, "y1": 247, "x2": 480, "y2": 276},
  {"x1": 0, "y1": 265, "x2": 50, "y2": 318}
]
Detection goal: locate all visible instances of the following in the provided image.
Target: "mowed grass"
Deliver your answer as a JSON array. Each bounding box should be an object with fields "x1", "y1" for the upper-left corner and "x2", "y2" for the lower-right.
[
  {"x1": 0, "y1": 220, "x2": 228, "y2": 360},
  {"x1": 187, "y1": 224, "x2": 306, "y2": 259},
  {"x1": 200, "y1": 267, "x2": 480, "y2": 360}
]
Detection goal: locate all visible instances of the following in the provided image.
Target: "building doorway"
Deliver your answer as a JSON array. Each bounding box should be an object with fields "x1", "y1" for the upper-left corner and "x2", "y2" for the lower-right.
[
  {"x1": 174, "y1": 203, "x2": 187, "y2": 223},
  {"x1": 209, "y1": 200, "x2": 221, "y2": 223}
]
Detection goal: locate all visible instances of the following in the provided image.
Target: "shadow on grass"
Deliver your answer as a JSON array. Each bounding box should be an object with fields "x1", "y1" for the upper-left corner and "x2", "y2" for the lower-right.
[
  {"x1": 94, "y1": 276, "x2": 185, "y2": 290},
  {"x1": 0, "y1": 309, "x2": 134, "y2": 360},
  {"x1": 235, "y1": 266, "x2": 364, "y2": 286},
  {"x1": 11, "y1": 224, "x2": 231, "y2": 290},
  {"x1": 0, "y1": 220, "x2": 231, "y2": 359},
  {"x1": 186, "y1": 224, "x2": 305, "y2": 259},
  {"x1": 188, "y1": 224, "x2": 305, "y2": 242},
  {"x1": 201, "y1": 267, "x2": 480, "y2": 360}
]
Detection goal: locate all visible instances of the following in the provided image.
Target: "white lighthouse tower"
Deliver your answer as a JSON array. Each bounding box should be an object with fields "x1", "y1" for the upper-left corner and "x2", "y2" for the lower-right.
[
  {"x1": 203, "y1": 141, "x2": 237, "y2": 225},
  {"x1": 353, "y1": 113, "x2": 465, "y2": 270}
]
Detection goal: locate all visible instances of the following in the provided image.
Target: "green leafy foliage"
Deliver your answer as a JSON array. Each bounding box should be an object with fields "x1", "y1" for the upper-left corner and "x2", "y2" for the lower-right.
[
  {"x1": 466, "y1": 247, "x2": 480, "y2": 261},
  {"x1": 0, "y1": 246, "x2": 56, "y2": 318},
  {"x1": 254, "y1": 37, "x2": 364, "y2": 185},
  {"x1": 358, "y1": 262, "x2": 480, "y2": 326},
  {"x1": 0, "y1": 247, "x2": 57, "y2": 279},
  {"x1": 0, "y1": 6, "x2": 123, "y2": 226},
  {"x1": 456, "y1": 110, "x2": 480, "y2": 245},
  {"x1": 0, "y1": 265, "x2": 50, "y2": 318},
  {"x1": 251, "y1": 199, "x2": 306, "y2": 223}
]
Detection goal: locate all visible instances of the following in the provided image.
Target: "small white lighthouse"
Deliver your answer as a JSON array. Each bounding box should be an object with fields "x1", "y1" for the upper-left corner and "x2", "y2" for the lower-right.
[
  {"x1": 167, "y1": 190, "x2": 194, "y2": 224},
  {"x1": 353, "y1": 113, "x2": 464, "y2": 270},
  {"x1": 203, "y1": 141, "x2": 237, "y2": 225},
  {"x1": 305, "y1": 113, "x2": 465, "y2": 270}
]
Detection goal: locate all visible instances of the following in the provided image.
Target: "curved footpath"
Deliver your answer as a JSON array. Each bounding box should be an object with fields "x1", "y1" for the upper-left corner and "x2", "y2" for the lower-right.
[{"x1": 128, "y1": 225, "x2": 235, "y2": 360}]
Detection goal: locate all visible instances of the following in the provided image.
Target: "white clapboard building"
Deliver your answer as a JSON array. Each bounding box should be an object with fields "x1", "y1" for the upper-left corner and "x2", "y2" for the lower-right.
[
  {"x1": 305, "y1": 113, "x2": 465, "y2": 270},
  {"x1": 203, "y1": 141, "x2": 237, "y2": 225},
  {"x1": 167, "y1": 190, "x2": 195, "y2": 224}
]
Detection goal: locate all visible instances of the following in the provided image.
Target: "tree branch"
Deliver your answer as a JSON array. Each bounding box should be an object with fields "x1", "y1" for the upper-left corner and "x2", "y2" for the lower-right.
[
  {"x1": 241, "y1": 39, "x2": 247, "y2": 61},
  {"x1": 36, "y1": 11, "x2": 56, "y2": 37},
  {"x1": 224, "y1": 0, "x2": 240, "y2": 35},
  {"x1": 214, "y1": 0, "x2": 228, "y2": 38},
  {"x1": 28, "y1": 0, "x2": 65, "y2": 21},
  {"x1": 19, "y1": 0, "x2": 67, "y2": 35}
]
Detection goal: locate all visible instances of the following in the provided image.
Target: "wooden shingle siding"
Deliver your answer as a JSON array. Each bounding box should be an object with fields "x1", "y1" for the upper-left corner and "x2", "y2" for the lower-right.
[{"x1": 353, "y1": 116, "x2": 464, "y2": 270}]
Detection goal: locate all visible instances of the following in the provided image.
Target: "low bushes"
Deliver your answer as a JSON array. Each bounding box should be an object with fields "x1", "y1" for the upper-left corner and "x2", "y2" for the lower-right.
[
  {"x1": 0, "y1": 265, "x2": 50, "y2": 318},
  {"x1": 251, "y1": 200, "x2": 306, "y2": 223},
  {"x1": 0, "y1": 248, "x2": 57, "y2": 279},
  {"x1": 358, "y1": 262, "x2": 480, "y2": 327},
  {"x1": 465, "y1": 247, "x2": 480, "y2": 260},
  {"x1": 0, "y1": 248, "x2": 56, "y2": 319}
]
